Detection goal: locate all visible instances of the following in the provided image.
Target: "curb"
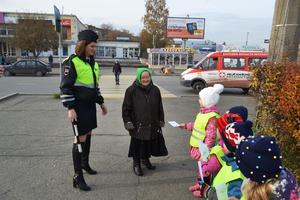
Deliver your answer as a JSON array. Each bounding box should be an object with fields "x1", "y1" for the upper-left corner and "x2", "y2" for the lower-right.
[{"x1": 0, "y1": 93, "x2": 19, "y2": 102}]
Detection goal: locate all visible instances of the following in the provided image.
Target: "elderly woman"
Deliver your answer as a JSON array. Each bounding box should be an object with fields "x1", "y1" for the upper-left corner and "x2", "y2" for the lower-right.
[{"x1": 122, "y1": 68, "x2": 168, "y2": 176}]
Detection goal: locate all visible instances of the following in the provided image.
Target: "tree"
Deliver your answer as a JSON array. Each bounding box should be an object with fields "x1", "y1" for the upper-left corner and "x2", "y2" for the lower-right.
[
  {"x1": 142, "y1": 0, "x2": 170, "y2": 49},
  {"x1": 98, "y1": 24, "x2": 136, "y2": 41},
  {"x1": 100, "y1": 23, "x2": 114, "y2": 39},
  {"x1": 13, "y1": 17, "x2": 58, "y2": 58}
]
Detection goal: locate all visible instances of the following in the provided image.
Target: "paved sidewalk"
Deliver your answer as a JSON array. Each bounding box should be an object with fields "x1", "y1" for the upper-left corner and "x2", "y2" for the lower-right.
[
  {"x1": 0, "y1": 95, "x2": 198, "y2": 200},
  {"x1": 0, "y1": 93, "x2": 257, "y2": 200}
]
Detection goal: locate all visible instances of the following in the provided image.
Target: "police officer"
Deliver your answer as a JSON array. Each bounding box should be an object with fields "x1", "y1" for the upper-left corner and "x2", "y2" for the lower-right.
[{"x1": 60, "y1": 30, "x2": 108, "y2": 191}]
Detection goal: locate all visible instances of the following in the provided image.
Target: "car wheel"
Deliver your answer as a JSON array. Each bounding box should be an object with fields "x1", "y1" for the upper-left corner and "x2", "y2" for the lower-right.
[
  {"x1": 4, "y1": 70, "x2": 11, "y2": 76},
  {"x1": 242, "y1": 88, "x2": 250, "y2": 94},
  {"x1": 36, "y1": 71, "x2": 43, "y2": 77},
  {"x1": 192, "y1": 81, "x2": 206, "y2": 92}
]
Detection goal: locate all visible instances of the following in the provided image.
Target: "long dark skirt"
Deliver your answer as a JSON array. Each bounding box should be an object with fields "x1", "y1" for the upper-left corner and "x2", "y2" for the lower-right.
[
  {"x1": 128, "y1": 133, "x2": 168, "y2": 159},
  {"x1": 74, "y1": 100, "x2": 97, "y2": 135}
]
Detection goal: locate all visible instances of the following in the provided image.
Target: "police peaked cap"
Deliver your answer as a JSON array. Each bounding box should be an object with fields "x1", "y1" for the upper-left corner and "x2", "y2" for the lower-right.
[{"x1": 78, "y1": 30, "x2": 98, "y2": 42}]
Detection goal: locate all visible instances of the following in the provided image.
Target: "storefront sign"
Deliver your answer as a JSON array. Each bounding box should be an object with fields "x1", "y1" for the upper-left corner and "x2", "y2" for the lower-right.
[{"x1": 61, "y1": 19, "x2": 71, "y2": 26}]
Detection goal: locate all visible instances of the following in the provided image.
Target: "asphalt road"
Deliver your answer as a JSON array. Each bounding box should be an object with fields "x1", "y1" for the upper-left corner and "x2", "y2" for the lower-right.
[{"x1": 0, "y1": 67, "x2": 248, "y2": 99}]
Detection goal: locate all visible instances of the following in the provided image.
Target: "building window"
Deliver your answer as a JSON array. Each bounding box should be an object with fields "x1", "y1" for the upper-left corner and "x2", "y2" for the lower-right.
[
  {"x1": 21, "y1": 50, "x2": 29, "y2": 57},
  {"x1": 181, "y1": 55, "x2": 187, "y2": 65},
  {"x1": 129, "y1": 48, "x2": 134, "y2": 58},
  {"x1": 96, "y1": 46, "x2": 104, "y2": 57},
  {"x1": 0, "y1": 28, "x2": 6, "y2": 35},
  {"x1": 96, "y1": 46, "x2": 116, "y2": 57},
  {"x1": 188, "y1": 54, "x2": 193, "y2": 65},
  {"x1": 0, "y1": 42, "x2": 16, "y2": 56},
  {"x1": 0, "y1": 42, "x2": 4, "y2": 56},
  {"x1": 62, "y1": 46, "x2": 68, "y2": 56},
  {"x1": 8, "y1": 46, "x2": 16, "y2": 56},
  {"x1": 174, "y1": 55, "x2": 180, "y2": 65},
  {"x1": 123, "y1": 48, "x2": 128, "y2": 58},
  {"x1": 105, "y1": 47, "x2": 116, "y2": 57},
  {"x1": 135, "y1": 48, "x2": 139, "y2": 57},
  {"x1": 7, "y1": 29, "x2": 15, "y2": 35},
  {"x1": 152, "y1": 53, "x2": 158, "y2": 65},
  {"x1": 53, "y1": 49, "x2": 58, "y2": 56},
  {"x1": 160, "y1": 54, "x2": 166, "y2": 65}
]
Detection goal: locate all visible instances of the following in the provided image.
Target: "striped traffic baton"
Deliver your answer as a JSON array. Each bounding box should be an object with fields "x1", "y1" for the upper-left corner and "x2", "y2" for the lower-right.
[{"x1": 72, "y1": 122, "x2": 82, "y2": 153}]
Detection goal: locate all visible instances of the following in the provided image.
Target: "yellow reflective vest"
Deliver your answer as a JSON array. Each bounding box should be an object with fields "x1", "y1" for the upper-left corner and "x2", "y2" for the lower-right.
[
  {"x1": 189, "y1": 112, "x2": 220, "y2": 147},
  {"x1": 212, "y1": 152, "x2": 245, "y2": 199},
  {"x1": 72, "y1": 56, "x2": 99, "y2": 88}
]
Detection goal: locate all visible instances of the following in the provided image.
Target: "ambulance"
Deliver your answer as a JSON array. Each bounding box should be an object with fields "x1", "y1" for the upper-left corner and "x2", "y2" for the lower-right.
[{"x1": 180, "y1": 51, "x2": 268, "y2": 93}]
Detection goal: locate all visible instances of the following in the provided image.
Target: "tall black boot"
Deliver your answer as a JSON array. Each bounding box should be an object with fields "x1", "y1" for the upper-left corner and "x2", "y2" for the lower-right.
[
  {"x1": 133, "y1": 157, "x2": 143, "y2": 176},
  {"x1": 81, "y1": 135, "x2": 97, "y2": 175},
  {"x1": 141, "y1": 158, "x2": 156, "y2": 170},
  {"x1": 72, "y1": 143, "x2": 91, "y2": 191}
]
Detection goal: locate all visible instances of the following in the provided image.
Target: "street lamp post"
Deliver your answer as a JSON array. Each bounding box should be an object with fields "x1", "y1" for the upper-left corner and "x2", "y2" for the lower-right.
[{"x1": 245, "y1": 32, "x2": 249, "y2": 47}]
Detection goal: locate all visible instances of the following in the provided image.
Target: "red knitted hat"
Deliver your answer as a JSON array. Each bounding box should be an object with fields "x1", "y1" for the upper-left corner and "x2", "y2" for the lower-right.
[{"x1": 217, "y1": 112, "x2": 244, "y2": 134}]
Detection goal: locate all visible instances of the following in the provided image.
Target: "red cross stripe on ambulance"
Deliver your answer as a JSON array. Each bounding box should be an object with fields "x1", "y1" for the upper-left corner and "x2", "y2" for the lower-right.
[{"x1": 219, "y1": 72, "x2": 226, "y2": 78}]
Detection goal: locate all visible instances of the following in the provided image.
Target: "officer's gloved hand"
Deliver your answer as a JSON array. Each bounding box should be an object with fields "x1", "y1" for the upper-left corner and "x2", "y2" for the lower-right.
[
  {"x1": 124, "y1": 122, "x2": 134, "y2": 131},
  {"x1": 159, "y1": 121, "x2": 165, "y2": 127}
]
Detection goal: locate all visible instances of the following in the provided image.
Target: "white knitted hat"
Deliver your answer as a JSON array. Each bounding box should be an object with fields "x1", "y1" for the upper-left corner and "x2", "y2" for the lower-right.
[{"x1": 199, "y1": 84, "x2": 224, "y2": 108}]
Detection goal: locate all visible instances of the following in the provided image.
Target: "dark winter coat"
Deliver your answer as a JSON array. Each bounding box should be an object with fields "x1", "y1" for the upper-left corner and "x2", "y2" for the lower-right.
[
  {"x1": 112, "y1": 62, "x2": 122, "y2": 74},
  {"x1": 122, "y1": 81, "x2": 164, "y2": 140}
]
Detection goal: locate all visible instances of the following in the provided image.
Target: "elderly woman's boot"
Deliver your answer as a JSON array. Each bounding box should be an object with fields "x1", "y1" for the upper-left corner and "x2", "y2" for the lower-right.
[
  {"x1": 141, "y1": 158, "x2": 156, "y2": 170},
  {"x1": 133, "y1": 158, "x2": 143, "y2": 176}
]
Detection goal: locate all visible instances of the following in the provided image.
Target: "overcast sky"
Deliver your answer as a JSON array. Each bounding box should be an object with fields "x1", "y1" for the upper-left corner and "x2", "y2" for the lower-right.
[{"x1": 1, "y1": 0, "x2": 276, "y2": 47}]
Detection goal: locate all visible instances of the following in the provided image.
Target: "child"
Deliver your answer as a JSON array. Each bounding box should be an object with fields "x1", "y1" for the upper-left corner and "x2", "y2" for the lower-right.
[
  {"x1": 179, "y1": 84, "x2": 224, "y2": 192},
  {"x1": 194, "y1": 121, "x2": 254, "y2": 199},
  {"x1": 188, "y1": 105, "x2": 249, "y2": 193},
  {"x1": 236, "y1": 136, "x2": 299, "y2": 200},
  {"x1": 216, "y1": 106, "x2": 248, "y2": 136}
]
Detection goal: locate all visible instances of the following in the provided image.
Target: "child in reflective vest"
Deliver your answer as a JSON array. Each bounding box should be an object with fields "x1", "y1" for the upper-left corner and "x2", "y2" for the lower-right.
[
  {"x1": 179, "y1": 84, "x2": 224, "y2": 193},
  {"x1": 188, "y1": 105, "x2": 249, "y2": 196},
  {"x1": 194, "y1": 121, "x2": 254, "y2": 199}
]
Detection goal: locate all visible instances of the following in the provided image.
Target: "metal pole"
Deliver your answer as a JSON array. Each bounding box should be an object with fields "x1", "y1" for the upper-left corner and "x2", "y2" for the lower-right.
[
  {"x1": 59, "y1": 7, "x2": 63, "y2": 82},
  {"x1": 246, "y1": 32, "x2": 249, "y2": 47},
  {"x1": 59, "y1": 32, "x2": 62, "y2": 82}
]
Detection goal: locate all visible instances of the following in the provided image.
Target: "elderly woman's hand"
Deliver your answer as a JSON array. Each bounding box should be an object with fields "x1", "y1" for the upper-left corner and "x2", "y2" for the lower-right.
[
  {"x1": 125, "y1": 122, "x2": 134, "y2": 131},
  {"x1": 159, "y1": 121, "x2": 165, "y2": 127}
]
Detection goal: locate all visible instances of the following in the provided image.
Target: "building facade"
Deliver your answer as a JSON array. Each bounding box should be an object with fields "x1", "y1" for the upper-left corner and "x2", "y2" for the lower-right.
[
  {"x1": 0, "y1": 11, "x2": 86, "y2": 62},
  {"x1": 0, "y1": 11, "x2": 141, "y2": 63},
  {"x1": 96, "y1": 40, "x2": 140, "y2": 59}
]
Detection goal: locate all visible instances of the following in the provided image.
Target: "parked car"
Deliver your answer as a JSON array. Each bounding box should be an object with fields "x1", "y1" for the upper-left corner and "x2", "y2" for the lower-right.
[{"x1": 3, "y1": 59, "x2": 52, "y2": 76}]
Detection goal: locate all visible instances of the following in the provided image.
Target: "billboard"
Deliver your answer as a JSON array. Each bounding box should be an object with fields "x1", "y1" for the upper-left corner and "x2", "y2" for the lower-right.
[{"x1": 167, "y1": 17, "x2": 205, "y2": 39}]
